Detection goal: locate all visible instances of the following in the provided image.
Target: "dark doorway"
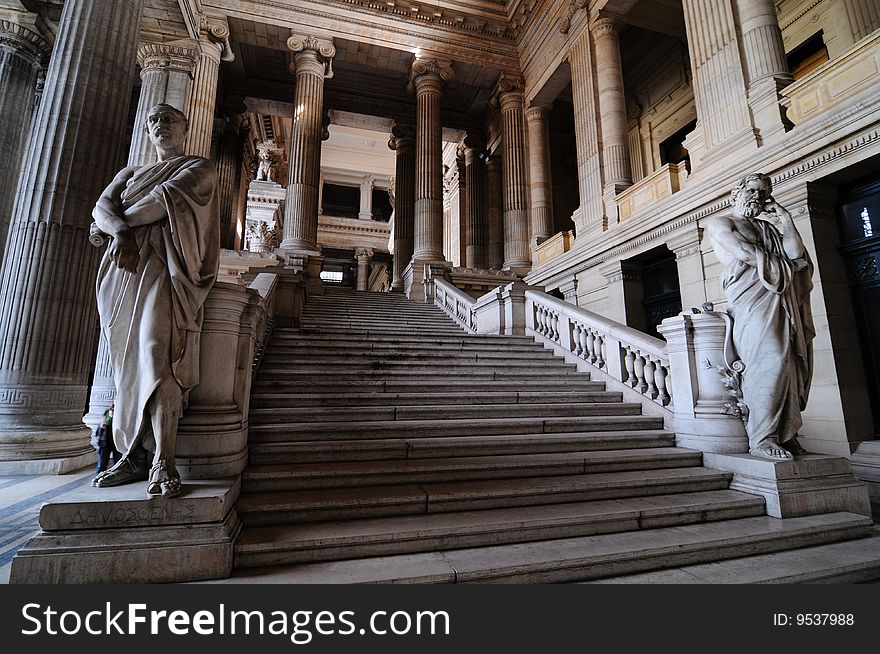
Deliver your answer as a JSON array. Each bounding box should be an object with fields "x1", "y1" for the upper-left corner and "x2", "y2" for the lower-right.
[
  {"x1": 838, "y1": 174, "x2": 880, "y2": 436},
  {"x1": 640, "y1": 247, "x2": 682, "y2": 339},
  {"x1": 323, "y1": 183, "x2": 359, "y2": 219}
]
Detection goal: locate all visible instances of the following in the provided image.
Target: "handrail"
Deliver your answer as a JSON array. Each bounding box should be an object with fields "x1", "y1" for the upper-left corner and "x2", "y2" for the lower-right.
[
  {"x1": 525, "y1": 290, "x2": 672, "y2": 409},
  {"x1": 434, "y1": 278, "x2": 478, "y2": 333}
]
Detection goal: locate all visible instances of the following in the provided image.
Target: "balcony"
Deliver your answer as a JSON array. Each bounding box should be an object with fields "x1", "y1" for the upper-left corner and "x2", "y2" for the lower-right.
[{"x1": 616, "y1": 163, "x2": 688, "y2": 223}]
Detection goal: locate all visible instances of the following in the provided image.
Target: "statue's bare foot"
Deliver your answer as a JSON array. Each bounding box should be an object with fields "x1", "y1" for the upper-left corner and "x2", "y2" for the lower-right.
[
  {"x1": 93, "y1": 455, "x2": 148, "y2": 487},
  {"x1": 147, "y1": 461, "x2": 181, "y2": 498},
  {"x1": 749, "y1": 439, "x2": 794, "y2": 461}
]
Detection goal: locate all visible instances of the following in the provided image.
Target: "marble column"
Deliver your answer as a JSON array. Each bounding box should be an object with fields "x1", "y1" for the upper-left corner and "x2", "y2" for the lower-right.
[
  {"x1": 389, "y1": 123, "x2": 415, "y2": 292},
  {"x1": 129, "y1": 41, "x2": 199, "y2": 166},
  {"x1": 486, "y1": 155, "x2": 504, "y2": 269},
  {"x1": 216, "y1": 102, "x2": 249, "y2": 249},
  {"x1": 0, "y1": 0, "x2": 144, "y2": 474},
  {"x1": 456, "y1": 146, "x2": 468, "y2": 266},
  {"x1": 0, "y1": 18, "x2": 50, "y2": 262},
  {"x1": 682, "y1": 0, "x2": 757, "y2": 165},
  {"x1": 735, "y1": 0, "x2": 793, "y2": 143},
  {"x1": 356, "y1": 248, "x2": 374, "y2": 291},
  {"x1": 281, "y1": 34, "x2": 335, "y2": 254},
  {"x1": 184, "y1": 18, "x2": 232, "y2": 158},
  {"x1": 591, "y1": 17, "x2": 632, "y2": 197},
  {"x1": 463, "y1": 136, "x2": 488, "y2": 269},
  {"x1": 496, "y1": 74, "x2": 531, "y2": 271},
  {"x1": 359, "y1": 176, "x2": 374, "y2": 220},
  {"x1": 843, "y1": 0, "x2": 880, "y2": 42},
  {"x1": 569, "y1": 26, "x2": 604, "y2": 233},
  {"x1": 410, "y1": 58, "x2": 453, "y2": 263},
  {"x1": 525, "y1": 102, "x2": 555, "y2": 254}
]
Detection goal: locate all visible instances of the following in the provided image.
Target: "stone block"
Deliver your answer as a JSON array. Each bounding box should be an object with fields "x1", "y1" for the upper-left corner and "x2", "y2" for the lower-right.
[
  {"x1": 702, "y1": 453, "x2": 871, "y2": 519},
  {"x1": 9, "y1": 478, "x2": 240, "y2": 584}
]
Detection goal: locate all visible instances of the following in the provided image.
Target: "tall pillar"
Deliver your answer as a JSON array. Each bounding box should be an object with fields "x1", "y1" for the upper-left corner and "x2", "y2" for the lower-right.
[
  {"x1": 682, "y1": 0, "x2": 758, "y2": 167},
  {"x1": 355, "y1": 248, "x2": 374, "y2": 292},
  {"x1": 359, "y1": 175, "x2": 374, "y2": 220},
  {"x1": 591, "y1": 15, "x2": 632, "y2": 225},
  {"x1": 0, "y1": 0, "x2": 144, "y2": 474},
  {"x1": 736, "y1": 0, "x2": 793, "y2": 143},
  {"x1": 410, "y1": 58, "x2": 453, "y2": 263},
  {"x1": 569, "y1": 26, "x2": 605, "y2": 233},
  {"x1": 215, "y1": 103, "x2": 249, "y2": 249},
  {"x1": 389, "y1": 123, "x2": 415, "y2": 292},
  {"x1": 281, "y1": 34, "x2": 335, "y2": 255},
  {"x1": 184, "y1": 18, "x2": 232, "y2": 158},
  {"x1": 456, "y1": 146, "x2": 467, "y2": 266},
  {"x1": 0, "y1": 18, "x2": 50, "y2": 261},
  {"x1": 130, "y1": 41, "x2": 199, "y2": 166},
  {"x1": 463, "y1": 136, "x2": 488, "y2": 268},
  {"x1": 486, "y1": 155, "x2": 504, "y2": 269},
  {"x1": 525, "y1": 102, "x2": 555, "y2": 254},
  {"x1": 495, "y1": 74, "x2": 531, "y2": 271}
]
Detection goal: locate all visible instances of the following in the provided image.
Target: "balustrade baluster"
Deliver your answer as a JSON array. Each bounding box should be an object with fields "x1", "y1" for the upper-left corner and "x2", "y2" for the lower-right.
[
  {"x1": 634, "y1": 352, "x2": 648, "y2": 394},
  {"x1": 551, "y1": 312, "x2": 559, "y2": 341},
  {"x1": 655, "y1": 363, "x2": 670, "y2": 406},
  {"x1": 624, "y1": 347, "x2": 636, "y2": 386},
  {"x1": 584, "y1": 330, "x2": 596, "y2": 364},
  {"x1": 595, "y1": 333, "x2": 606, "y2": 369},
  {"x1": 572, "y1": 323, "x2": 582, "y2": 356},
  {"x1": 644, "y1": 357, "x2": 658, "y2": 400}
]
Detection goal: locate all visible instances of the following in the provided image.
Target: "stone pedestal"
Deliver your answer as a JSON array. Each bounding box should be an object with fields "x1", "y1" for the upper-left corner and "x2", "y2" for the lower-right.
[
  {"x1": 281, "y1": 34, "x2": 335, "y2": 255},
  {"x1": 658, "y1": 312, "x2": 750, "y2": 454},
  {"x1": 389, "y1": 124, "x2": 415, "y2": 292},
  {"x1": 0, "y1": 17, "x2": 50, "y2": 257},
  {"x1": 703, "y1": 453, "x2": 872, "y2": 519},
  {"x1": 9, "y1": 478, "x2": 240, "y2": 583},
  {"x1": 851, "y1": 441, "x2": 880, "y2": 518},
  {"x1": 130, "y1": 41, "x2": 199, "y2": 166},
  {"x1": 0, "y1": 0, "x2": 144, "y2": 475}
]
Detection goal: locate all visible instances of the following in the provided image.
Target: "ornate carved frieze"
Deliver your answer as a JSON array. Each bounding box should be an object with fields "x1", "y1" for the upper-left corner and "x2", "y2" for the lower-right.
[
  {"x1": 558, "y1": 0, "x2": 588, "y2": 34},
  {"x1": 137, "y1": 41, "x2": 200, "y2": 73}
]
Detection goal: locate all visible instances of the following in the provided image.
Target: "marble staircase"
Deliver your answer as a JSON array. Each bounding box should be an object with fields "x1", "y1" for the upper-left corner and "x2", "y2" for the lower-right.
[{"x1": 230, "y1": 286, "x2": 879, "y2": 583}]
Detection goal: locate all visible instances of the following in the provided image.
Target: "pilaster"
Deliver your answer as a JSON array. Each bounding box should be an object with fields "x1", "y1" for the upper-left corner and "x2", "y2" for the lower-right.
[
  {"x1": 389, "y1": 123, "x2": 415, "y2": 292},
  {"x1": 359, "y1": 175, "x2": 374, "y2": 220},
  {"x1": 486, "y1": 155, "x2": 504, "y2": 270},
  {"x1": 667, "y1": 226, "x2": 707, "y2": 311}
]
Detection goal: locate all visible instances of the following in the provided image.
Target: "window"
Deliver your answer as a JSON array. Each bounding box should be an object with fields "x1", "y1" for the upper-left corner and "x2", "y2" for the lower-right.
[
  {"x1": 659, "y1": 119, "x2": 697, "y2": 173},
  {"x1": 320, "y1": 270, "x2": 344, "y2": 283},
  {"x1": 787, "y1": 32, "x2": 829, "y2": 80},
  {"x1": 372, "y1": 188, "x2": 393, "y2": 222},
  {"x1": 322, "y1": 183, "x2": 360, "y2": 219}
]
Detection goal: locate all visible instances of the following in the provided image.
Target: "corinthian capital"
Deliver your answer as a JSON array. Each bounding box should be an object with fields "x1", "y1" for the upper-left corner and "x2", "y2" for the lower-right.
[
  {"x1": 287, "y1": 33, "x2": 336, "y2": 62},
  {"x1": 137, "y1": 41, "x2": 200, "y2": 73}
]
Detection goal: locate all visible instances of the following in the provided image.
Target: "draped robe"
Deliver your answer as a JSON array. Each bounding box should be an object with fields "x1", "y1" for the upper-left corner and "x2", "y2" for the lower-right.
[
  {"x1": 719, "y1": 217, "x2": 815, "y2": 448},
  {"x1": 96, "y1": 156, "x2": 219, "y2": 456}
]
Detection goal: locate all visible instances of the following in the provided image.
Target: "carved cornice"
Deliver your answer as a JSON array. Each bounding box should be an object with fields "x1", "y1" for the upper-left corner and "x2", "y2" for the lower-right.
[
  {"x1": 137, "y1": 41, "x2": 199, "y2": 73},
  {"x1": 0, "y1": 20, "x2": 51, "y2": 60},
  {"x1": 558, "y1": 0, "x2": 588, "y2": 34}
]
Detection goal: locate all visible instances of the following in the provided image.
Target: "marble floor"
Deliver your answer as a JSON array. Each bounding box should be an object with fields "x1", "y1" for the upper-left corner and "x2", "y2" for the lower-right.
[{"x1": 0, "y1": 465, "x2": 95, "y2": 583}]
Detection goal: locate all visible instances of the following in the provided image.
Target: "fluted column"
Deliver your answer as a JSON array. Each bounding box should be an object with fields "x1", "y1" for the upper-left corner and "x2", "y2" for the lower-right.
[
  {"x1": 463, "y1": 136, "x2": 488, "y2": 268},
  {"x1": 281, "y1": 34, "x2": 335, "y2": 254},
  {"x1": 184, "y1": 18, "x2": 232, "y2": 158},
  {"x1": 130, "y1": 41, "x2": 199, "y2": 166},
  {"x1": 591, "y1": 17, "x2": 632, "y2": 195},
  {"x1": 525, "y1": 102, "x2": 554, "y2": 254},
  {"x1": 682, "y1": 0, "x2": 757, "y2": 165},
  {"x1": 486, "y1": 155, "x2": 504, "y2": 269},
  {"x1": 410, "y1": 58, "x2": 453, "y2": 262},
  {"x1": 216, "y1": 102, "x2": 248, "y2": 249},
  {"x1": 736, "y1": 0, "x2": 793, "y2": 142},
  {"x1": 0, "y1": 0, "x2": 144, "y2": 473},
  {"x1": 0, "y1": 19, "x2": 50, "y2": 262},
  {"x1": 496, "y1": 74, "x2": 531, "y2": 270},
  {"x1": 356, "y1": 248, "x2": 374, "y2": 292},
  {"x1": 389, "y1": 124, "x2": 415, "y2": 292},
  {"x1": 843, "y1": 0, "x2": 880, "y2": 42}
]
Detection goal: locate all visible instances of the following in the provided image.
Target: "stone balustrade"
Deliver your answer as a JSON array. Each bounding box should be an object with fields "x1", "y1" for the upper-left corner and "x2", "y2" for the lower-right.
[
  {"x1": 780, "y1": 30, "x2": 880, "y2": 126},
  {"x1": 534, "y1": 230, "x2": 574, "y2": 266},
  {"x1": 525, "y1": 292, "x2": 672, "y2": 410},
  {"x1": 434, "y1": 278, "x2": 478, "y2": 332},
  {"x1": 616, "y1": 163, "x2": 688, "y2": 223}
]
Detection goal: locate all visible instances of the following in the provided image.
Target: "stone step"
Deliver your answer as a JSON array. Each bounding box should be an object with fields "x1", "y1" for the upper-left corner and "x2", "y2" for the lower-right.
[
  {"x1": 250, "y1": 379, "x2": 600, "y2": 393},
  {"x1": 235, "y1": 467, "x2": 731, "y2": 525},
  {"x1": 271, "y1": 330, "x2": 538, "y2": 345},
  {"x1": 261, "y1": 349, "x2": 559, "y2": 362},
  {"x1": 258, "y1": 361, "x2": 578, "y2": 375},
  {"x1": 263, "y1": 341, "x2": 551, "y2": 354},
  {"x1": 297, "y1": 326, "x2": 466, "y2": 337},
  {"x1": 242, "y1": 447, "x2": 702, "y2": 492},
  {"x1": 247, "y1": 430, "x2": 675, "y2": 464},
  {"x1": 255, "y1": 371, "x2": 584, "y2": 384},
  {"x1": 299, "y1": 319, "x2": 457, "y2": 329},
  {"x1": 234, "y1": 489, "x2": 765, "y2": 567},
  {"x1": 249, "y1": 402, "x2": 642, "y2": 425},
  {"x1": 223, "y1": 513, "x2": 874, "y2": 583},
  {"x1": 303, "y1": 306, "x2": 449, "y2": 316},
  {"x1": 587, "y1": 528, "x2": 880, "y2": 584},
  {"x1": 249, "y1": 414, "x2": 664, "y2": 442},
  {"x1": 250, "y1": 390, "x2": 621, "y2": 409}
]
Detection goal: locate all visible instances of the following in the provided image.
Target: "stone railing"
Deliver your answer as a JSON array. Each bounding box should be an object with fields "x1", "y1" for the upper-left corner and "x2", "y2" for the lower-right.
[
  {"x1": 616, "y1": 162, "x2": 687, "y2": 223},
  {"x1": 434, "y1": 278, "x2": 477, "y2": 332},
  {"x1": 535, "y1": 230, "x2": 574, "y2": 266},
  {"x1": 525, "y1": 291, "x2": 672, "y2": 409}
]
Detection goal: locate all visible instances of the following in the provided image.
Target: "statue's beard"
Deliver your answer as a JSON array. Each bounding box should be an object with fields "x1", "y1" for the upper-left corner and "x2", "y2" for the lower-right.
[{"x1": 736, "y1": 196, "x2": 764, "y2": 219}]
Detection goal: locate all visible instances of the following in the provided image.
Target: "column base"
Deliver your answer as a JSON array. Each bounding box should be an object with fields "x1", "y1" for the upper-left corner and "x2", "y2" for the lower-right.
[
  {"x1": 851, "y1": 441, "x2": 880, "y2": 519},
  {"x1": 278, "y1": 249, "x2": 324, "y2": 297},
  {"x1": 702, "y1": 453, "x2": 872, "y2": 519},
  {"x1": 10, "y1": 477, "x2": 240, "y2": 583},
  {"x1": 0, "y1": 451, "x2": 97, "y2": 476},
  {"x1": 404, "y1": 259, "x2": 449, "y2": 302},
  {"x1": 0, "y1": 424, "x2": 96, "y2": 475}
]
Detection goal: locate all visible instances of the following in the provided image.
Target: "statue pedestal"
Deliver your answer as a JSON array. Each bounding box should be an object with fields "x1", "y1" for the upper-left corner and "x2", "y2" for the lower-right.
[
  {"x1": 703, "y1": 453, "x2": 872, "y2": 519},
  {"x1": 9, "y1": 478, "x2": 240, "y2": 583}
]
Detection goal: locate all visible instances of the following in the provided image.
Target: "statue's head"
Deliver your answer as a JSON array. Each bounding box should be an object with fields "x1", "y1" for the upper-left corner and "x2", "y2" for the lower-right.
[
  {"x1": 145, "y1": 104, "x2": 189, "y2": 151},
  {"x1": 731, "y1": 172, "x2": 772, "y2": 219}
]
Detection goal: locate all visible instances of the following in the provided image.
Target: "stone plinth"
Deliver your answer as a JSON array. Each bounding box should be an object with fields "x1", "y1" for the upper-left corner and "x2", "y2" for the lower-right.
[
  {"x1": 851, "y1": 441, "x2": 880, "y2": 518},
  {"x1": 703, "y1": 453, "x2": 872, "y2": 519},
  {"x1": 10, "y1": 478, "x2": 240, "y2": 584}
]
